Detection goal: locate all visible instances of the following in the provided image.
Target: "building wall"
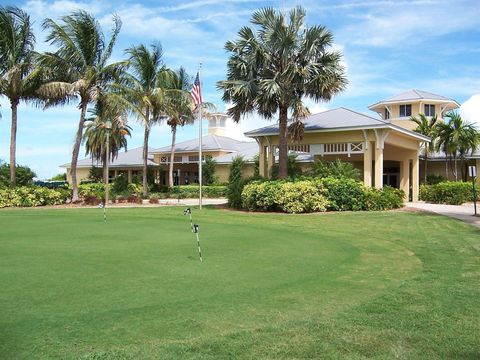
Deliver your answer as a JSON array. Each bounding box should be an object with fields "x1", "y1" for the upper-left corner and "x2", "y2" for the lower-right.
[
  {"x1": 215, "y1": 163, "x2": 254, "y2": 183},
  {"x1": 66, "y1": 168, "x2": 90, "y2": 185}
]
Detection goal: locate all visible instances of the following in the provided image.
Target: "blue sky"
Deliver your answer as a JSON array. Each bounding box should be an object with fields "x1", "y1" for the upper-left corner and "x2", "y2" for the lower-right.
[{"x1": 0, "y1": 0, "x2": 479, "y2": 178}]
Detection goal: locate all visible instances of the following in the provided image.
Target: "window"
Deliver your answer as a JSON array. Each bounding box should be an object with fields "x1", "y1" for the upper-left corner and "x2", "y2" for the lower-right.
[
  {"x1": 424, "y1": 104, "x2": 435, "y2": 117},
  {"x1": 384, "y1": 108, "x2": 390, "y2": 120},
  {"x1": 399, "y1": 104, "x2": 412, "y2": 117}
]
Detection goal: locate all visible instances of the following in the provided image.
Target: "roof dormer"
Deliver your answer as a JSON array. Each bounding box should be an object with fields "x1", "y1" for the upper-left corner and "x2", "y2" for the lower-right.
[{"x1": 368, "y1": 89, "x2": 460, "y2": 130}]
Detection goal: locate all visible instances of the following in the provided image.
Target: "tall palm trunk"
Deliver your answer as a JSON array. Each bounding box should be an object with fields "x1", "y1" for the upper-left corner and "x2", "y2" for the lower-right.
[
  {"x1": 9, "y1": 99, "x2": 19, "y2": 187},
  {"x1": 278, "y1": 105, "x2": 288, "y2": 179},
  {"x1": 424, "y1": 147, "x2": 428, "y2": 184},
  {"x1": 142, "y1": 107, "x2": 150, "y2": 197},
  {"x1": 169, "y1": 124, "x2": 177, "y2": 187},
  {"x1": 71, "y1": 102, "x2": 87, "y2": 202}
]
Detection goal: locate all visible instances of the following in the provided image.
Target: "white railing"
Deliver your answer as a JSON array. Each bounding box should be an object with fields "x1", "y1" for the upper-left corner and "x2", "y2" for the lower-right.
[{"x1": 310, "y1": 142, "x2": 364, "y2": 157}]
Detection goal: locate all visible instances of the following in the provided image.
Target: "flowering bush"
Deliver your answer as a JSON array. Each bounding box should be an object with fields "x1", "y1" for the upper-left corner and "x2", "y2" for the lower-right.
[{"x1": 0, "y1": 186, "x2": 71, "y2": 208}]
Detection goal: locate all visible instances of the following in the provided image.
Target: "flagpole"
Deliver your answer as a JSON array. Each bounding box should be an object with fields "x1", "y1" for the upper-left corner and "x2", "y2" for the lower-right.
[{"x1": 198, "y1": 63, "x2": 203, "y2": 210}]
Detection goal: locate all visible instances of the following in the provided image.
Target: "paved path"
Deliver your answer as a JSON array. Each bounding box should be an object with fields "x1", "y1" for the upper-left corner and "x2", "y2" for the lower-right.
[{"x1": 405, "y1": 202, "x2": 480, "y2": 228}]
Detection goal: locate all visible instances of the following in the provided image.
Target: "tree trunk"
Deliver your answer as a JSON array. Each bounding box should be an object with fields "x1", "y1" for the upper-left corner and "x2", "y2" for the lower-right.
[
  {"x1": 71, "y1": 103, "x2": 87, "y2": 202},
  {"x1": 424, "y1": 148, "x2": 428, "y2": 184},
  {"x1": 169, "y1": 124, "x2": 177, "y2": 187},
  {"x1": 142, "y1": 107, "x2": 151, "y2": 197},
  {"x1": 278, "y1": 105, "x2": 289, "y2": 179},
  {"x1": 9, "y1": 99, "x2": 19, "y2": 187}
]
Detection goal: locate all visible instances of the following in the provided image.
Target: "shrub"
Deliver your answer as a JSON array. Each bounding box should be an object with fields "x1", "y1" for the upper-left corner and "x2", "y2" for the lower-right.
[
  {"x1": 363, "y1": 186, "x2": 405, "y2": 210},
  {"x1": 314, "y1": 177, "x2": 365, "y2": 211},
  {"x1": 309, "y1": 159, "x2": 361, "y2": 180},
  {"x1": 87, "y1": 167, "x2": 103, "y2": 182},
  {"x1": 78, "y1": 183, "x2": 105, "y2": 200},
  {"x1": 241, "y1": 178, "x2": 405, "y2": 213},
  {"x1": 112, "y1": 173, "x2": 128, "y2": 194},
  {"x1": 149, "y1": 196, "x2": 159, "y2": 204},
  {"x1": 51, "y1": 173, "x2": 67, "y2": 181},
  {"x1": 127, "y1": 195, "x2": 142, "y2": 204},
  {"x1": 228, "y1": 156, "x2": 246, "y2": 208},
  {"x1": 425, "y1": 173, "x2": 446, "y2": 185},
  {"x1": 202, "y1": 156, "x2": 218, "y2": 185},
  {"x1": 420, "y1": 181, "x2": 477, "y2": 205},
  {"x1": 0, "y1": 186, "x2": 70, "y2": 208}
]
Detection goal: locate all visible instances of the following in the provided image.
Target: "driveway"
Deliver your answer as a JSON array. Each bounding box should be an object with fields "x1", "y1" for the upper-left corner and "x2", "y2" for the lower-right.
[{"x1": 405, "y1": 202, "x2": 480, "y2": 228}]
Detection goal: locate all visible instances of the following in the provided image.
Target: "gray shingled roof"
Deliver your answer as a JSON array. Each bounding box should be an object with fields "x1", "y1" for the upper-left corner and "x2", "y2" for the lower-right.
[
  {"x1": 370, "y1": 89, "x2": 458, "y2": 108},
  {"x1": 214, "y1": 142, "x2": 259, "y2": 163},
  {"x1": 61, "y1": 146, "x2": 156, "y2": 168},
  {"x1": 150, "y1": 134, "x2": 252, "y2": 153}
]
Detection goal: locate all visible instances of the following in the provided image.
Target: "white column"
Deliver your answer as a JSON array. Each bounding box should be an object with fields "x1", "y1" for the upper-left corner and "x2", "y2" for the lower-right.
[
  {"x1": 363, "y1": 141, "x2": 372, "y2": 187},
  {"x1": 412, "y1": 153, "x2": 420, "y2": 202},
  {"x1": 400, "y1": 159, "x2": 410, "y2": 201},
  {"x1": 374, "y1": 146, "x2": 384, "y2": 189}
]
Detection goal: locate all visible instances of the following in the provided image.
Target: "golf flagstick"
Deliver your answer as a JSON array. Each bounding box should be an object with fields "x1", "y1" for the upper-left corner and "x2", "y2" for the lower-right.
[
  {"x1": 184, "y1": 208, "x2": 193, "y2": 232},
  {"x1": 193, "y1": 224, "x2": 203, "y2": 263}
]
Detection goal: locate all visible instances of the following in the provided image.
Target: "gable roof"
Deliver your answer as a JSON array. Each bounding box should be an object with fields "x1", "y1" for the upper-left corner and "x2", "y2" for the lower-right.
[
  {"x1": 150, "y1": 134, "x2": 254, "y2": 153},
  {"x1": 244, "y1": 107, "x2": 430, "y2": 141},
  {"x1": 369, "y1": 89, "x2": 460, "y2": 109},
  {"x1": 61, "y1": 146, "x2": 156, "y2": 168}
]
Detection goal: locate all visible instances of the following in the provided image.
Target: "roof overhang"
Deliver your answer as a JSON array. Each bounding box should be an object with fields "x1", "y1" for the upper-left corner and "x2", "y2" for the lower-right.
[
  {"x1": 368, "y1": 99, "x2": 460, "y2": 111},
  {"x1": 245, "y1": 123, "x2": 431, "y2": 142}
]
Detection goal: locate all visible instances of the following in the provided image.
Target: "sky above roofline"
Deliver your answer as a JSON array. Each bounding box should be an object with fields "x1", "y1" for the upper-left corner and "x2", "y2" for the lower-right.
[{"x1": 0, "y1": 0, "x2": 479, "y2": 178}]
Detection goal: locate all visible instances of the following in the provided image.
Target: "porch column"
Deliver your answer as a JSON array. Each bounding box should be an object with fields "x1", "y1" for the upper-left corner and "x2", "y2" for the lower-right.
[
  {"x1": 114, "y1": 170, "x2": 118, "y2": 178},
  {"x1": 400, "y1": 159, "x2": 410, "y2": 201},
  {"x1": 374, "y1": 146, "x2": 384, "y2": 189},
  {"x1": 267, "y1": 145, "x2": 275, "y2": 179},
  {"x1": 476, "y1": 159, "x2": 480, "y2": 186},
  {"x1": 363, "y1": 141, "x2": 372, "y2": 187},
  {"x1": 412, "y1": 152, "x2": 420, "y2": 201},
  {"x1": 127, "y1": 170, "x2": 132, "y2": 183},
  {"x1": 258, "y1": 143, "x2": 266, "y2": 177}
]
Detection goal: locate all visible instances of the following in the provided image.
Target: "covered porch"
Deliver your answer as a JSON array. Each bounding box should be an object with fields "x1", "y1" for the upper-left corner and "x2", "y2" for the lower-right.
[{"x1": 254, "y1": 128, "x2": 425, "y2": 202}]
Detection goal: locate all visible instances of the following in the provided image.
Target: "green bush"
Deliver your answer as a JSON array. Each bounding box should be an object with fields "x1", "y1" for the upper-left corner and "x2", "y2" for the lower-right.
[
  {"x1": 425, "y1": 173, "x2": 446, "y2": 185},
  {"x1": 0, "y1": 186, "x2": 71, "y2": 208},
  {"x1": 309, "y1": 159, "x2": 361, "y2": 180},
  {"x1": 78, "y1": 183, "x2": 105, "y2": 200},
  {"x1": 420, "y1": 181, "x2": 477, "y2": 205},
  {"x1": 363, "y1": 186, "x2": 405, "y2": 210},
  {"x1": 228, "y1": 156, "x2": 246, "y2": 208},
  {"x1": 112, "y1": 173, "x2": 128, "y2": 194},
  {"x1": 202, "y1": 156, "x2": 218, "y2": 185},
  {"x1": 241, "y1": 178, "x2": 405, "y2": 213},
  {"x1": 271, "y1": 154, "x2": 302, "y2": 179},
  {"x1": 314, "y1": 177, "x2": 365, "y2": 211},
  {"x1": 151, "y1": 185, "x2": 227, "y2": 199}
]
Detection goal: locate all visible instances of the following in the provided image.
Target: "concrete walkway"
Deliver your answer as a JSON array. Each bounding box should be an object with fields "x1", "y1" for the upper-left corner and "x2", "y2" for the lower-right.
[{"x1": 405, "y1": 202, "x2": 480, "y2": 228}]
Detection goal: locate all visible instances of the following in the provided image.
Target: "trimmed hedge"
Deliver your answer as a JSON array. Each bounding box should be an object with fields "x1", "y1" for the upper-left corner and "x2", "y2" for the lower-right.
[
  {"x1": 241, "y1": 178, "x2": 405, "y2": 214},
  {"x1": 155, "y1": 185, "x2": 227, "y2": 199},
  {"x1": 0, "y1": 186, "x2": 71, "y2": 208},
  {"x1": 420, "y1": 181, "x2": 478, "y2": 205}
]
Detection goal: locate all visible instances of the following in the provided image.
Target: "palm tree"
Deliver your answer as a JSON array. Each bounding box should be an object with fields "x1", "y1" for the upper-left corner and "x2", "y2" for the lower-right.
[
  {"x1": 163, "y1": 68, "x2": 195, "y2": 187},
  {"x1": 121, "y1": 43, "x2": 168, "y2": 196},
  {"x1": 411, "y1": 114, "x2": 439, "y2": 184},
  {"x1": 37, "y1": 10, "x2": 125, "y2": 201},
  {"x1": 83, "y1": 94, "x2": 131, "y2": 182},
  {"x1": 436, "y1": 111, "x2": 479, "y2": 181},
  {"x1": 0, "y1": 6, "x2": 38, "y2": 186},
  {"x1": 217, "y1": 6, "x2": 347, "y2": 179}
]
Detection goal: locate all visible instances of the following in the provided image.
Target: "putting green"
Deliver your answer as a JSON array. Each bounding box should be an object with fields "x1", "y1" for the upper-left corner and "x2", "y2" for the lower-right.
[{"x1": 0, "y1": 207, "x2": 478, "y2": 359}]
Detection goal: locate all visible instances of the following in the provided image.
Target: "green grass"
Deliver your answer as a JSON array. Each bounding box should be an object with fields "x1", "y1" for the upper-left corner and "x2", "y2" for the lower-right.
[{"x1": 0, "y1": 207, "x2": 479, "y2": 359}]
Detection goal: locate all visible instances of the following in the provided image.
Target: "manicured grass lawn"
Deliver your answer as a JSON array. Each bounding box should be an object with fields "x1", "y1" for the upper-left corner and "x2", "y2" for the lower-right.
[{"x1": 0, "y1": 207, "x2": 479, "y2": 359}]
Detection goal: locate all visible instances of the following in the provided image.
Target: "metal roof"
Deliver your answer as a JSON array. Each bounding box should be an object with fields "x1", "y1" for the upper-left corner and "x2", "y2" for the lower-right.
[
  {"x1": 150, "y1": 134, "x2": 253, "y2": 153},
  {"x1": 244, "y1": 107, "x2": 430, "y2": 141},
  {"x1": 369, "y1": 89, "x2": 459, "y2": 109},
  {"x1": 61, "y1": 146, "x2": 156, "y2": 168}
]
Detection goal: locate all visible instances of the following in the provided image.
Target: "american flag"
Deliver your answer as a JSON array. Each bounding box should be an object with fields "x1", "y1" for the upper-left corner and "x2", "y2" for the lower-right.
[{"x1": 191, "y1": 72, "x2": 202, "y2": 111}]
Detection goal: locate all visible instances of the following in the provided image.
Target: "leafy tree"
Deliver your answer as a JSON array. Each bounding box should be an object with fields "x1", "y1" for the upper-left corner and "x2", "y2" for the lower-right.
[
  {"x1": 202, "y1": 155, "x2": 217, "y2": 185},
  {"x1": 227, "y1": 156, "x2": 245, "y2": 208},
  {"x1": 0, "y1": 163, "x2": 36, "y2": 187},
  {"x1": 218, "y1": 6, "x2": 347, "y2": 179},
  {"x1": 411, "y1": 114, "x2": 439, "y2": 184},
  {"x1": 252, "y1": 154, "x2": 261, "y2": 179},
  {"x1": 38, "y1": 10, "x2": 125, "y2": 201},
  {"x1": 51, "y1": 173, "x2": 67, "y2": 181},
  {"x1": 436, "y1": 111, "x2": 479, "y2": 181},
  {"x1": 0, "y1": 6, "x2": 39, "y2": 186},
  {"x1": 121, "y1": 43, "x2": 169, "y2": 196},
  {"x1": 310, "y1": 159, "x2": 361, "y2": 180}
]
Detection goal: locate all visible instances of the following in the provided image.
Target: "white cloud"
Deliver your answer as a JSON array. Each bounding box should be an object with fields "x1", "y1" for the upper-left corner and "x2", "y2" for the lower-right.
[{"x1": 460, "y1": 94, "x2": 480, "y2": 127}]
